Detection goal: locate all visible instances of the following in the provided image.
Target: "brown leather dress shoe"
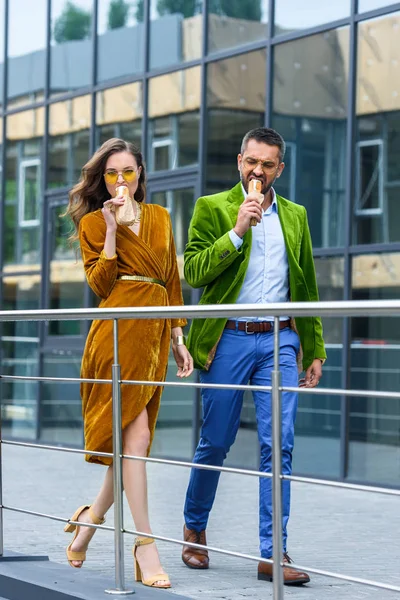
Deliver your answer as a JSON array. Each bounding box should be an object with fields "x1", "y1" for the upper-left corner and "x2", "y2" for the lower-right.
[
  {"x1": 182, "y1": 525, "x2": 209, "y2": 569},
  {"x1": 258, "y1": 552, "x2": 310, "y2": 586}
]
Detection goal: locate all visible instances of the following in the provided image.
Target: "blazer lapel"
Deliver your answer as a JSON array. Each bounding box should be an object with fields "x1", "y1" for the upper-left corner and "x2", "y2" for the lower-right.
[
  {"x1": 277, "y1": 194, "x2": 298, "y2": 260},
  {"x1": 226, "y1": 182, "x2": 244, "y2": 227}
]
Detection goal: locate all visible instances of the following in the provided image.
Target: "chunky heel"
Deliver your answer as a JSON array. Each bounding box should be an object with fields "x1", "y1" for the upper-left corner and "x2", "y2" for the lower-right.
[
  {"x1": 65, "y1": 504, "x2": 105, "y2": 568},
  {"x1": 132, "y1": 537, "x2": 171, "y2": 589}
]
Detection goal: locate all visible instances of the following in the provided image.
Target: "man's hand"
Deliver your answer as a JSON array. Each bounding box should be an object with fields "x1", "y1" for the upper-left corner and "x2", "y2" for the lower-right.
[
  {"x1": 233, "y1": 193, "x2": 263, "y2": 238},
  {"x1": 299, "y1": 359, "x2": 323, "y2": 388}
]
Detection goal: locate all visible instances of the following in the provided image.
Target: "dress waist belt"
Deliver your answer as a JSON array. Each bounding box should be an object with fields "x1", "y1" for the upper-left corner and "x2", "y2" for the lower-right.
[{"x1": 117, "y1": 275, "x2": 165, "y2": 287}]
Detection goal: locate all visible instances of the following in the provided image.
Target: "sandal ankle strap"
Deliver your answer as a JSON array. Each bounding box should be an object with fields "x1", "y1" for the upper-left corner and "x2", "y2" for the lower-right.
[
  {"x1": 134, "y1": 536, "x2": 155, "y2": 547},
  {"x1": 88, "y1": 506, "x2": 105, "y2": 525}
]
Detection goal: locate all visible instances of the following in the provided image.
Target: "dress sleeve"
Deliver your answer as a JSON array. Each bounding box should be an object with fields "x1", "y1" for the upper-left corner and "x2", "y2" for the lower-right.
[
  {"x1": 165, "y1": 215, "x2": 187, "y2": 329},
  {"x1": 79, "y1": 214, "x2": 118, "y2": 299}
]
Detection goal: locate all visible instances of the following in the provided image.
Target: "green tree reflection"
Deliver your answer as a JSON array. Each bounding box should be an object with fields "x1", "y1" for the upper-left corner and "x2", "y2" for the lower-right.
[
  {"x1": 53, "y1": 1, "x2": 91, "y2": 42},
  {"x1": 108, "y1": 0, "x2": 130, "y2": 29}
]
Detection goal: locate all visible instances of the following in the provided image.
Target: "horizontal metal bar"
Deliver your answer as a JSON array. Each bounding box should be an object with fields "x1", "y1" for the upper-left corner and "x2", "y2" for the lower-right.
[
  {"x1": 122, "y1": 527, "x2": 400, "y2": 593},
  {"x1": 1, "y1": 300, "x2": 400, "y2": 322},
  {"x1": 280, "y1": 561, "x2": 400, "y2": 594},
  {"x1": 5, "y1": 440, "x2": 397, "y2": 497},
  {"x1": 284, "y1": 386, "x2": 400, "y2": 401},
  {"x1": 283, "y1": 474, "x2": 400, "y2": 497},
  {"x1": 1, "y1": 440, "x2": 113, "y2": 459},
  {"x1": 2, "y1": 502, "x2": 398, "y2": 593},
  {"x1": 0, "y1": 375, "x2": 112, "y2": 384},
  {"x1": 1, "y1": 505, "x2": 113, "y2": 532},
  {"x1": 2, "y1": 375, "x2": 400, "y2": 404}
]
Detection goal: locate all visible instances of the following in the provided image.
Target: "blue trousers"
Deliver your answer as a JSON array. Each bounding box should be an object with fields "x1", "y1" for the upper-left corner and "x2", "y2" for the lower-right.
[{"x1": 184, "y1": 326, "x2": 300, "y2": 558}]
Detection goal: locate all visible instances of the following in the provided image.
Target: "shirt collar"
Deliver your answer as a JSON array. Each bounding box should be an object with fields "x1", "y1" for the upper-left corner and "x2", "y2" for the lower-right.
[{"x1": 241, "y1": 184, "x2": 278, "y2": 213}]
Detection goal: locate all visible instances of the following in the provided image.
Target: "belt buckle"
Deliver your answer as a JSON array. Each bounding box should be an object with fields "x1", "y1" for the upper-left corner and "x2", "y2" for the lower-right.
[{"x1": 245, "y1": 322, "x2": 255, "y2": 335}]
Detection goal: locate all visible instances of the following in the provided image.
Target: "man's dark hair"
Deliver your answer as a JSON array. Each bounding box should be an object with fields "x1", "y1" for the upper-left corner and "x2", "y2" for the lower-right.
[{"x1": 241, "y1": 127, "x2": 286, "y2": 162}]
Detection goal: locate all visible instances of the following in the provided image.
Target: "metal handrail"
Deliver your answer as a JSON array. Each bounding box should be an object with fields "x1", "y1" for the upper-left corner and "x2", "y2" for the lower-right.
[{"x1": 1, "y1": 302, "x2": 400, "y2": 598}]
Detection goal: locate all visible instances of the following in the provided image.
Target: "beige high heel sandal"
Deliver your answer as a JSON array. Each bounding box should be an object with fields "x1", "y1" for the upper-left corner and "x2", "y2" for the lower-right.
[
  {"x1": 64, "y1": 504, "x2": 105, "y2": 568},
  {"x1": 133, "y1": 536, "x2": 171, "y2": 589}
]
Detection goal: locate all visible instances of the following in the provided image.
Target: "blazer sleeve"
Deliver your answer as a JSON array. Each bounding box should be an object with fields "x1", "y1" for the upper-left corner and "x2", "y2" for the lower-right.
[
  {"x1": 184, "y1": 197, "x2": 243, "y2": 288},
  {"x1": 165, "y1": 215, "x2": 187, "y2": 329},
  {"x1": 79, "y1": 214, "x2": 118, "y2": 299},
  {"x1": 299, "y1": 208, "x2": 327, "y2": 362}
]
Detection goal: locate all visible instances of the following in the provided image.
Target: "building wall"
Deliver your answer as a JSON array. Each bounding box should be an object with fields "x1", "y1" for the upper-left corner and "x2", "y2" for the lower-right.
[{"x1": 0, "y1": 0, "x2": 399, "y2": 486}]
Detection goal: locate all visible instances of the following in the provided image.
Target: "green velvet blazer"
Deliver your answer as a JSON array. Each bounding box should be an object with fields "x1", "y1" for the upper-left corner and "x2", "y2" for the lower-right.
[{"x1": 184, "y1": 182, "x2": 327, "y2": 371}]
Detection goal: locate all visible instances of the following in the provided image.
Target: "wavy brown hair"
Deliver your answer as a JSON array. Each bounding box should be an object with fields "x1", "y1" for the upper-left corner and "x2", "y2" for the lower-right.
[{"x1": 65, "y1": 138, "x2": 146, "y2": 241}]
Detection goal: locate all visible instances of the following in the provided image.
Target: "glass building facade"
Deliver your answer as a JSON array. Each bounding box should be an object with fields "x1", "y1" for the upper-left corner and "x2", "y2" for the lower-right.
[{"x1": 0, "y1": 0, "x2": 400, "y2": 487}]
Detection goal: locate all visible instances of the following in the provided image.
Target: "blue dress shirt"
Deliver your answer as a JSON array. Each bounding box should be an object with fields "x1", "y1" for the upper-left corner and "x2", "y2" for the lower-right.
[{"x1": 228, "y1": 187, "x2": 290, "y2": 322}]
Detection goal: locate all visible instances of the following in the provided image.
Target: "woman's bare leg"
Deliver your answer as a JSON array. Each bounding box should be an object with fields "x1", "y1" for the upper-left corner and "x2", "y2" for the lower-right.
[
  {"x1": 69, "y1": 464, "x2": 114, "y2": 567},
  {"x1": 122, "y1": 408, "x2": 169, "y2": 586}
]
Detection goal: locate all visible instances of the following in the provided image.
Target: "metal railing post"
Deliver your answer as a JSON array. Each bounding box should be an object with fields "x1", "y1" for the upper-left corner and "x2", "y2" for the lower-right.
[
  {"x1": 105, "y1": 319, "x2": 134, "y2": 595},
  {"x1": 272, "y1": 316, "x2": 284, "y2": 599}
]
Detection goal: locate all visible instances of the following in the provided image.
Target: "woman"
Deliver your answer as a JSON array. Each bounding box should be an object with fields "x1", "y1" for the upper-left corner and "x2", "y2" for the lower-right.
[{"x1": 63, "y1": 138, "x2": 193, "y2": 589}]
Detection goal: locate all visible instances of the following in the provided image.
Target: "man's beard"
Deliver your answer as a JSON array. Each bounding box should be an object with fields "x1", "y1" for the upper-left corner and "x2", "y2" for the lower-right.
[{"x1": 240, "y1": 171, "x2": 277, "y2": 196}]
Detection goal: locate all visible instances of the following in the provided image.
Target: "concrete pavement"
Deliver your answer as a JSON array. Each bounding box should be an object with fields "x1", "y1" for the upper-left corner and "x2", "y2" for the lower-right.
[{"x1": 1, "y1": 444, "x2": 399, "y2": 599}]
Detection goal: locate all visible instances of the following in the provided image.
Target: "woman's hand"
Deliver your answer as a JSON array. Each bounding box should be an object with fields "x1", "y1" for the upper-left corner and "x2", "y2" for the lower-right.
[
  {"x1": 171, "y1": 343, "x2": 194, "y2": 378},
  {"x1": 101, "y1": 196, "x2": 125, "y2": 231}
]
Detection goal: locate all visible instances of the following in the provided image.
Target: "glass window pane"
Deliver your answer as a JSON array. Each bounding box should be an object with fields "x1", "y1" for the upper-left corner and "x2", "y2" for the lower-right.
[
  {"x1": 148, "y1": 67, "x2": 200, "y2": 171},
  {"x1": 349, "y1": 252, "x2": 400, "y2": 485},
  {"x1": 274, "y1": 0, "x2": 350, "y2": 35},
  {"x1": 354, "y1": 12, "x2": 400, "y2": 244},
  {"x1": 7, "y1": 0, "x2": 47, "y2": 109},
  {"x1": 272, "y1": 28, "x2": 350, "y2": 248},
  {"x1": 293, "y1": 256, "x2": 344, "y2": 478},
  {"x1": 48, "y1": 204, "x2": 85, "y2": 336},
  {"x1": 358, "y1": 1, "x2": 399, "y2": 11},
  {"x1": 4, "y1": 110, "x2": 44, "y2": 267},
  {"x1": 48, "y1": 95, "x2": 91, "y2": 189},
  {"x1": 151, "y1": 186, "x2": 195, "y2": 258},
  {"x1": 0, "y1": 0, "x2": 4, "y2": 110},
  {"x1": 150, "y1": 0, "x2": 203, "y2": 70},
  {"x1": 1, "y1": 275, "x2": 40, "y2": 439},
  {"x1": 96, "y1": 82, "x2": 142, "y2": 147},
  {"x1": 97, "y1": 0, "x2": 144, "y2": 83},
  {"x1": 208, "y1": 0, "x2": 268, "y2": 54},
  {"x1": 40, "y1": 350, "x2": 84, "y2": 445},
  {"x1": 206, "y1": 50, "x2": 266, "y2": 193},
  {"x1": 50, "y1": 0, "x2": 93, "y2": 96}
]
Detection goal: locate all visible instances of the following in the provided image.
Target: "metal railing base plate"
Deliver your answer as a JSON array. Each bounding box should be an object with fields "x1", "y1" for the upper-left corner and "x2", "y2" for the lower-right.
[{"x1": 104, "y1": 590, "x2": 134, "y2": 596}]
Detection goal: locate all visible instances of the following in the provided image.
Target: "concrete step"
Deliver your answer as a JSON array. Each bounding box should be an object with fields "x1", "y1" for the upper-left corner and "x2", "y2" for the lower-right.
[{"x1": 0, "y1": 551, "x2": 191, "y2": 600}]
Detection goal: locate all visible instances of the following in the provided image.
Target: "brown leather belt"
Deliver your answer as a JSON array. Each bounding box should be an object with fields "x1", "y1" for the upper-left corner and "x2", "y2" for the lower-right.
[{"x1": 224, "y1": 319, "x2": 291, "y2": 334}]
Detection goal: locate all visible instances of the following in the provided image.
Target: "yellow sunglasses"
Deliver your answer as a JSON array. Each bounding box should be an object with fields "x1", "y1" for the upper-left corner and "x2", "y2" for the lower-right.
[{"x1": 104, "y1": 168, "x2": 137, "y2": 185}]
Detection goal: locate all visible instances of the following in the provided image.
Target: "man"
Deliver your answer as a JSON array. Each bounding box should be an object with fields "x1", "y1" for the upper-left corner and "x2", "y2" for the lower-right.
[{"x1": 181, "y1": 127, "x2": 326, "y2": 585}]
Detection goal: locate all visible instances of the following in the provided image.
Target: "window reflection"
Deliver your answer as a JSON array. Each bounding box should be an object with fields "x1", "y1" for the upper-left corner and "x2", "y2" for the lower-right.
[
  {"x1": 40, "y1": 350, "x2": 84, "y2": 445},
  {"x1": 4, "y1": 110, "x2": 44, "y2": 267},
  {"x1": 293, "y1": 256, "x2": 344, "y2": 479},
  {"x1": 274, "y1": 0, "x2": 349, "y2": 36},
  {"x1": 148, "y1": 68, "x2": 200, "y2": 171},
  {"x1": 354, "y1": 12, "x2": 400, "y2": 244},
  {"x1": 150, "y1": 0, "x2": 203, "y2": 70},
  {"x1": 1, "y1": 275, "x2": 40, "y2": 440},
  {"x1": 349, "y1": 252, "x2": 400, "y2": 485},
  {"x1": 6, "y1": 0, "x2": 47, "y2": 108},
  {"x1": 96, "y1": 83, "x2": 142, "y2": 147},
  {"x1": 208, "y1": 0, "x2": 268, "y2": 53},
  {"x1": 272, "y1": 28, "x2": 349, "y2": 248},
  {"x1": 48, "y1": 95, "x2": 91, "y2": 189},
  {"x1": 50, "y1": 0, "x2": 93, "y2": 96},
  {"x1": 151, "y1": 187, "x2": 195, "y2": 258},
  {"x1": 206, "y1": 50, "x2": 266, "y2": 193},
  {"x1": 0, "y1": 0, "x2": 4, "y2": 109},
  {"x1": 48, "y1": 204, "x2": 85, "y2": 336},
  {"x1": 97, "y1": 0, "x2": 144, "y2": 83},
  {"x1": 358, "y1": 0, "x2": 398, "y2": 11}
]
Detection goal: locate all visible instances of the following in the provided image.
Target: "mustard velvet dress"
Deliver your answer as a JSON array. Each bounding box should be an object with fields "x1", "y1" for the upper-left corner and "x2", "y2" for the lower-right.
[{"x1": 79, "y1": 203, "x2": 187, "y2": 465}]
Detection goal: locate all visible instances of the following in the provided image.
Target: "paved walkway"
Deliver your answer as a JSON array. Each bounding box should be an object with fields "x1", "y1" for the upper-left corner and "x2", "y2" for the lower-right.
[{"x1": 1, "y1": 444, "x2": 400, "y2": 599}]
